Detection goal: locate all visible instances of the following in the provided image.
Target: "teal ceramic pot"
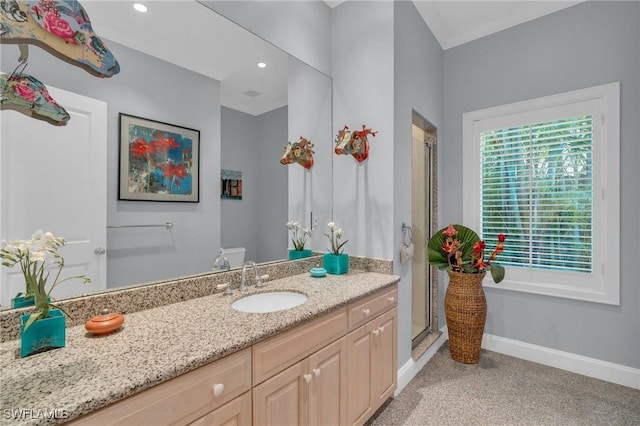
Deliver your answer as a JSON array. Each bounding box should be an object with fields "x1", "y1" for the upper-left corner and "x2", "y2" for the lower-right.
[
  {"x1": 323, "y1": 253, "x2": 349, "y2": 275},
  {"x1": 11, "y1": 295, "x2": 51, "y2": 309},
  {"x1": 289, "y1": 249, "x2": 312, "y2": 260},
  {"x1": 12, "y1": 295, "x2": 35, "y2": 309},
  {"x1": 20, "y1": 309, "x2": 65, "y2": 358}
]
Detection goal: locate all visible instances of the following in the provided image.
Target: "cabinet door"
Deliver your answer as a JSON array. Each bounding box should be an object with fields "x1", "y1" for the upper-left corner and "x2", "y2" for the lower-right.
[
  {"x1": 346, "y1": 308, "x2": 398, "y2": 426},
  {"x1": 346, "y1": 322, "x2": 373, "y2": 426},
  {"x1": 188, "y1": 391, "x2": 251, "y2": 426},
  {"x1": 308, "y1": 337, "x2": 347, "y2": 426},
  {"x1": 253, "y1": 360, "x2": 308, "y2": 426},
  {"x1": 371, "y1": 308, "x2": 397, "y2": 408}
]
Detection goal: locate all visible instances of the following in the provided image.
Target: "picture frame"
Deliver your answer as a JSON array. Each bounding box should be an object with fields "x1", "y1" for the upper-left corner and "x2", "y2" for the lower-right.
[
  {"x1": 221, "y1": 169, "x2": 242, "y2": 200},
  {"x1": 119, "y1": 113, "x2": 200, "y2": 202}
]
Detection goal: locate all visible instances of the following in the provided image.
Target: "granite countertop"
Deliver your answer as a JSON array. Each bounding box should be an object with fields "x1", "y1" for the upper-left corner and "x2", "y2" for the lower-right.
[{"x1": 0, "y1": 270, "x2": 399, "y2": 425}]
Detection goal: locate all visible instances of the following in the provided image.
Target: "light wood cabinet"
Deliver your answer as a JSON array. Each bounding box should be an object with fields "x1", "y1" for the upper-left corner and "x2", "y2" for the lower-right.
[
  {"x1": 308, "y1": 337, "x2": 348, "y2": 426},
  {"x1": 253, "y1": 359, "x2": 307, "y2": 426},
  {"x1": 188, "y1": 391, "x2": 252, "y2": 426},
  {"x1": 252, "y1": 307, "x2": 348, "y2": 385},
  {"x1": 70, "y1": 284, "x2": 397, "y2": 426},
  {"x1": 347, "y1": 308, "x2": 397, "y2": 426},
  {"x1": 69, "y1": 348, "x2": 252, "y2": 426},
  {"x1": 253, "y1": 330, "x2": 348, "y2": 425}
]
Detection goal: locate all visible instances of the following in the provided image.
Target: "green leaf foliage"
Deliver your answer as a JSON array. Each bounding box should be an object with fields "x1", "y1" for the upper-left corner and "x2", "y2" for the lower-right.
[
  {"x1": 427, "y1": 224, "x2": 480, "y2": 270},
  {"x1": 489, "y1": 263, "x2": 505, "y2": 283}
]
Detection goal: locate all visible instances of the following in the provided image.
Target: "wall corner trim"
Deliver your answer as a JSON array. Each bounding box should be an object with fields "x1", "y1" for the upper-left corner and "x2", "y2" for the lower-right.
[{"x1": 396, "y1": 330, "x2": 448, "y2": 395}]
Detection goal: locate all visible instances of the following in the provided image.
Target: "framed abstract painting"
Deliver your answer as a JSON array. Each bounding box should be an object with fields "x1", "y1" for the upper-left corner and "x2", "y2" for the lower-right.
[{"x1": 118, "y1": 113, "x2": 200, "y2": 202}]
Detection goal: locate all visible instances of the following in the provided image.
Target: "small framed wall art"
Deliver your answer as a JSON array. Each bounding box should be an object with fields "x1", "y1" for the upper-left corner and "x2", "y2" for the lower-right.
[
  {"x1": 221, "y1": 169, "x2": 242, "y2": 200},
  {"x1": 119, "y1": 113, "x2": 199, "y2": 202}
]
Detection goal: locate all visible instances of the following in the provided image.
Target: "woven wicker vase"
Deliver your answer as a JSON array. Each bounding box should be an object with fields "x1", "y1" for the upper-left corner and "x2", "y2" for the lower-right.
[{"x1": 444, "y1": 270, "x2": 487, "y2": 364}]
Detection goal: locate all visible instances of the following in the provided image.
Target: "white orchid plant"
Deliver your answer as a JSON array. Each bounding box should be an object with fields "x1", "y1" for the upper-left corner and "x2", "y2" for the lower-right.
[
  {"x1": 325, "y1": 222, "x2": 348, "y2": 255},
  {"x1": 1, "y1": 230, "x2": 91, "y2": 332},
  {"x1": 286, "y1": 220, "x2": 312, "y2": 251}
]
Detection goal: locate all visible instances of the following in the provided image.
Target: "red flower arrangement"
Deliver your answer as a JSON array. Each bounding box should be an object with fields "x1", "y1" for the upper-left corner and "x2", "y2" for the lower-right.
[{"x1": 429, "y1": 224, "x2": 506, "y2": 283}]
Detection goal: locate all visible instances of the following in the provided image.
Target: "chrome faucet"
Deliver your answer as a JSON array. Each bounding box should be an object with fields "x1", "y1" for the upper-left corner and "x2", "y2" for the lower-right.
[{"x1": 240, "y1": 261, "x2": 263, "y2": 291}]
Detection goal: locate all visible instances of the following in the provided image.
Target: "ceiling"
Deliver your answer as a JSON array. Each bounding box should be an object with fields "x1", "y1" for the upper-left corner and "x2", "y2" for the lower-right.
[
  {"x1": 82, "y1": 1, "x2": 288, "y2": 116},
  {"x1": 80, "y1": 1, "x2": 583, "y2": 116},
  {"x1": 410, "y1": 1, "x2": 584, "y2": 50}
]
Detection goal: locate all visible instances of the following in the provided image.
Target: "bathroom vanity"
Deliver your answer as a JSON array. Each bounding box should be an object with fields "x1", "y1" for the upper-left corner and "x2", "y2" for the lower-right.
[{"x1": 0, "y1": 269, "x2": 398, "y2": 426}]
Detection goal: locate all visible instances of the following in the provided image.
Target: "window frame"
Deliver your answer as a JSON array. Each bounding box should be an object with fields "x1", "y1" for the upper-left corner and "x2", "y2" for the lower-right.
[{"x1": 462, "y1": 82, "x2": 620, "y2": 305}]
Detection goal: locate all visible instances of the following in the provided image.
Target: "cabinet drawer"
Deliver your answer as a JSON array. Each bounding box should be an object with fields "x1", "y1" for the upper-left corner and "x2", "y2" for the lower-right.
[
  {"x1": 253, "y1": 306, "x2": 348, "y2": 385},
  {"x1": 188, "y1": 391, "x2": 252, "y2": 426},
  {"x1": 348, "y1": 286, "x2": 397, "y2": 331},
  {"x1": 70, "y1": 348, "x2": 252, "y2": 426}
]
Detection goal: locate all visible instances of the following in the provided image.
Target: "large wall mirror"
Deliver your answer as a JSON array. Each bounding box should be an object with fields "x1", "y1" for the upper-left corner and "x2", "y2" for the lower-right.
[{"x1": 0, "y1": 0, "x2": 332, "y2": 308}]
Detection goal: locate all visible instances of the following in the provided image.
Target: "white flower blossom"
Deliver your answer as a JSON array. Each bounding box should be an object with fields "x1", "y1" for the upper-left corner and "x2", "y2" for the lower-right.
[
  {"x1": 30, "y1": 251, "x2": 46, "y2": 263},
  {"x1": 325, "y1": 222, "x2": 348, "y2": 255},
  {"x1": 1, "y1": 230, "x2": 91, "y2": 330},
  {"x1": 288, "y1": 220, "x2": 311, "y2": 250}
]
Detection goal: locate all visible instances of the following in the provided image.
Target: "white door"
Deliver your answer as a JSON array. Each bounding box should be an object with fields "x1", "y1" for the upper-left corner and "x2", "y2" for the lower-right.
[{"x1": 0, "y1": 87, "x2": 107, "y2": 306}]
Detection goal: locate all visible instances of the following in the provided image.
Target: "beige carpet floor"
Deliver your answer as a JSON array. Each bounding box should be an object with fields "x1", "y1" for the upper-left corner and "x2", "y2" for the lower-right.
[{"x1": 369, "y1": 342, "x2": 640, "y2": 425}]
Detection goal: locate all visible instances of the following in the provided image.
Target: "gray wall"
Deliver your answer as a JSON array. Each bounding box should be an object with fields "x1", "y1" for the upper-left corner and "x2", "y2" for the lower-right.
[
  {"x1": 221, "y1": 106, "x2": 288, "y2": 264},
  {"x1": 255, "y1": 107, "x2": 289, "y2": 263},
  {"x1": 1, "y1": 40, "x2": 221, "y2": 289},
  {"x1": 393, "y1": 0, "x2": 444, "y2": 372},
  {"x1": 332, "y1": 0, "x2": 395, "y2": 260},
  {"x1": 442, "y1": 1, "x2": 640, "y2": 368}
]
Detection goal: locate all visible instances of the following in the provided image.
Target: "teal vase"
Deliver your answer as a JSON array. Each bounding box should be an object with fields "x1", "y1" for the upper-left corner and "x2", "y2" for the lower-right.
[
  {"x1": 323, "y1": 253, "x2": 349, "y2": 275},
  {"x1": 11, "y1": 295, "x2": 51, "y2": 309},
  {"x1": 20, "y1": 309, "x2": 66, "y2": 358},
  {"x1": 289, "y1": 249, "x2": 312, "y2": 260},
  {"x1": 12, "y1": 295, "x2": 35, "y2": 309}
]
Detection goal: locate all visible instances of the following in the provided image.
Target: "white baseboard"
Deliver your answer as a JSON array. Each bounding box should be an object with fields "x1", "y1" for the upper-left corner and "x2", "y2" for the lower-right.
[
  {"x1": 396, "y1": 327, "x2": 639, "y2": 395},
  {"x1": 396, "y1": 330, "x2": 448, "y2": 395},
  {"x1": 481, "y1": 332, "x2": 640, "y2": 390}
]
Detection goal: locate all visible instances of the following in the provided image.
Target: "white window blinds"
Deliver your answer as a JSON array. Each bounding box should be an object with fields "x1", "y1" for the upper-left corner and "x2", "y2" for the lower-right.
[
  {"x1": 480, "y1": 115, "x2": 593, "y2": 273},
  {"x1": 462, "y1": 82, "x2": 620, "y2": 305}
]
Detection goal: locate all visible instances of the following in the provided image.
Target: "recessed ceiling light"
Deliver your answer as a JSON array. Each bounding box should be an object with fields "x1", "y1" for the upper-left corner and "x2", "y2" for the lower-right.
[
  {"x1": 133, "y1": 3, "x2": 147, "y2": 13},
  {"x1": 257, "y1": 62, "x2": 267, "y2": 69}
]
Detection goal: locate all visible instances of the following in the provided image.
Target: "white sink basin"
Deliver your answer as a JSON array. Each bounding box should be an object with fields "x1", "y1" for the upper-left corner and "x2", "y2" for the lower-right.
[{"x1": 231, "y1": 291, "x2": 308, "y2": 313}]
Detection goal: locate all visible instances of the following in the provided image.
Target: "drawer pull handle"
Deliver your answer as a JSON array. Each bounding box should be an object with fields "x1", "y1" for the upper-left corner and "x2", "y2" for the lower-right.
[
  {"x1": 304, "y1": 374, "x2": 313, "y2": 384},
  {"x1": 379, "y1": 326, "x2": 385, "y2": 334},
  {"x1": 313, "y1": 368, "x2": 321, "y2": 377},
  {"x1": 212, "y1": 383, "x2": 225, "y2": 397},
  {"x1": 388, "y1": 296, "x2": 395, "y2": 303},
  {"x1": 373, "y1": 329, "x2": 380, "y2": 337},
  {"x1": 363, "y1": 308, "x2": 371, "y2": 317}
]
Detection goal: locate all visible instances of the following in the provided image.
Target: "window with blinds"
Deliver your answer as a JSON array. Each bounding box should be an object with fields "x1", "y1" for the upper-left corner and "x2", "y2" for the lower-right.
[
  {"x1": 480, "y1": 115, "x2": 593, "y2": 274},
  {"x1": 462, "y1": 82, "x2": 620, "y2": 305}
]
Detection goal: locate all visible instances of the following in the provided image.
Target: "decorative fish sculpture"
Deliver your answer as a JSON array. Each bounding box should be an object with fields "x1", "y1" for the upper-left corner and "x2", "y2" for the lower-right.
[
  {"x1": 0, "y1": 0, "x2": 120, "y2": 77},
  {"x1": 1, "y1": 71, "x2": 70, "y2": 125}
]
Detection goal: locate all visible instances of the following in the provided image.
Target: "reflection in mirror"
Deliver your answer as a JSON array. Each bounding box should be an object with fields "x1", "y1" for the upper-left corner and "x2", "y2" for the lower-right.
[{"x1": 0, "y1": 1, "x2": 332, "y2": 308}]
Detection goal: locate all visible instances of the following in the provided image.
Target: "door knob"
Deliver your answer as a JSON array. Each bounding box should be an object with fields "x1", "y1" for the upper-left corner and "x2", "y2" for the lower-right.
[{"x1": 94, "y1": 247, "x2": 106, "y2": 255}]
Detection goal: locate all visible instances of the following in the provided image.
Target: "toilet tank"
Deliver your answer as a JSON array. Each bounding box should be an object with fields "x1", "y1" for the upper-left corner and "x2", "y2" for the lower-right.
[{"x1": 223, "y1": 247, "x2": 246, "y2": 268}]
